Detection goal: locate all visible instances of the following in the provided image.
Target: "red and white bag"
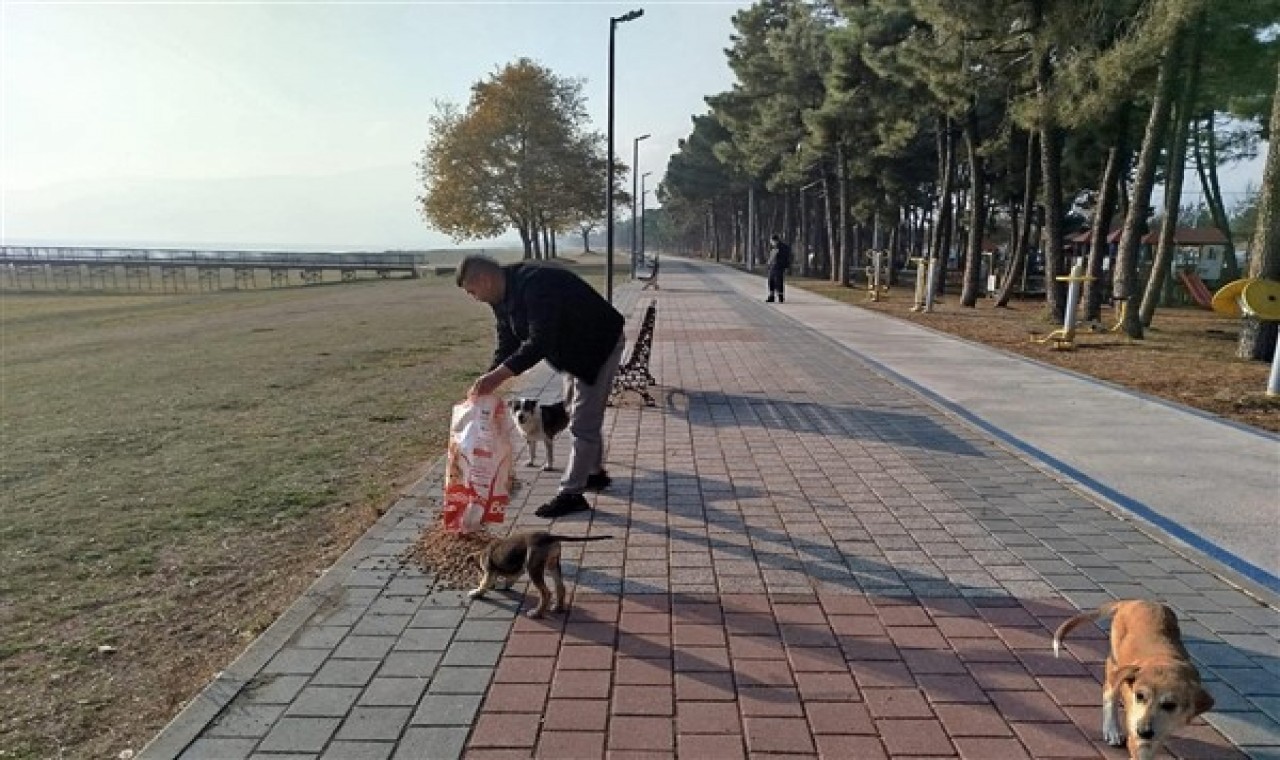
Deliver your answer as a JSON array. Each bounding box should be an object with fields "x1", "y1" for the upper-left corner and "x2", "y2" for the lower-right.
[{"x1": 442, "y1": 394, "x2": 514, "y2": 533}]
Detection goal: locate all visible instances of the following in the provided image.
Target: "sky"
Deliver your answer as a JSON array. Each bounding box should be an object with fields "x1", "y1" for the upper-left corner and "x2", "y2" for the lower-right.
[
  {"x1": 1, "y1": 1, "x2": 1269, "y2": 253},
  {"x1": 2, "y1": 0, "x2": 753, "y2": 251}
]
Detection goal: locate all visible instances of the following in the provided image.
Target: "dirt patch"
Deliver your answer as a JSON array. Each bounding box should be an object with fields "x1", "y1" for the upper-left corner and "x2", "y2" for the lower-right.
[{"x1": 797, "y1": 278, "x2": 1280, "y2": 434}]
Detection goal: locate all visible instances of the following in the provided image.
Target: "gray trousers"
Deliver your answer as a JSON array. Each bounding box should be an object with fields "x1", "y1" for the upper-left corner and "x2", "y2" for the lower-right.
[{"x1": 560, "y1": 334, "x2": 625, "y2": 494}]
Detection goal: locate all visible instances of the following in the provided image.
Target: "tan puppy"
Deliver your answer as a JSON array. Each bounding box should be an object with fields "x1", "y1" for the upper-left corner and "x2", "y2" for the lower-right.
[
  {"x1": 468, "y1": 531, "x2": 613, "y2": 618},
  {"x1": 1054, "y1": 600, "x2": 1214, "y2": 760}
]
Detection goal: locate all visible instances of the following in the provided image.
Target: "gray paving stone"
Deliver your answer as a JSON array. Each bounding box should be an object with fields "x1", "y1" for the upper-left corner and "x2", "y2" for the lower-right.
[
  {"x1": 425, "y1": 666, "x2": 492, "y2": 695},
  {"x1": 439, "y1": 640, "x2": 505, "y2": 668},
  {"x1": 292, "y1": 626, "x2": 351, "y2": 649},
  {"x1": 378, "y1": 651, "x2": 441, "y2": 679},
  {"x1": 285, "y1": 686, "x2": 361, "y2": 717},
  {"x1": 1211, "y1": 668, "x2": 1280, "y2": 697},
  {"x1": 242, "y1": 675, "x2": 310, "y2": 704},
  {"x1": 205, "y1": 703, "x2": 285, "y2": 738},
  {"x1": 452, "y1": 618, "x2": 515, "y2": 642},
  {"x1": 1254, "y1": 696, "x2": 1280, "y2": 725},
  {"x1": 264, "y1": 647, "x2": 330, "y2": 676},
  {"x1": 333, "y1": 635, "x2": 397, "y2": 660},
  {"x1": 179, "y1": 737, "x2": 257, "y2": 760},
  {"x1": 1206, "y1": 711, "x2": 1280, "y2": 748},
  {"x1": 333, "y1": 707, "x2": 413, "y2": 742},
  {"x1": 366, "y1": 597, "x2": 424, "y2": 616},
  {"x1": 351, "y1": 615, "x2": 412, "y2": 637},
  {"x1": 312, "y1": 659, "x2": 380, "y2": 687},
  {"x1": 408, "y1": 608, "x2": 465, "y2": 629},
  {"x1": 394, "y1": 627, "x2": 454, "y2": 652},
  {"x1": 257, "y1": 716, "x2": 342, "y2": 753},
  {"x1": 319, "y1": 740, "x2": 394, "y2": 760},
  {"x1": 392, "y1": 727, "x2": 468, "y2": 760},
  {"x1": 410, "y1": 694, "x2": 483, "y2": 726},
  {"x1": 358, "y1": 677, "x2": 428, "y2": 706}
]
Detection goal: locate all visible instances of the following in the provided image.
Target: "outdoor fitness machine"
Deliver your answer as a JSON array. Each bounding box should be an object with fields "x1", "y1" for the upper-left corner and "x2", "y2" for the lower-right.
[
  {"x1": 866, "y1": 250, "x2": 890, "y2": 302},
  {"x1": 1034, "y1": 261, "x2": 1093, "y2": 351},
  {"x1": 909, "y1": 256, "x2": 940, "y2": 313},
  {"x1": 1212, "y1": 277, "x2": 1280, "y2": 397}
]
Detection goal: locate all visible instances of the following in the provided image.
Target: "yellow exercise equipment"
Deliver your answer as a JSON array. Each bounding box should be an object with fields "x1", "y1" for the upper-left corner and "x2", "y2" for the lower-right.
[
  {"x1": 1213, "y1": 277, "x2": 1280, "y2": 396},
  {"x1": 1033, "y1": 262, "x2": 1094, "y2": 351}
]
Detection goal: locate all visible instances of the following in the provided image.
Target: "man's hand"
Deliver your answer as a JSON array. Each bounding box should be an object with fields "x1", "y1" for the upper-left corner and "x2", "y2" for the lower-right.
[{"x1": 469, "y1": 365, "x2": 514, "y2": 398}]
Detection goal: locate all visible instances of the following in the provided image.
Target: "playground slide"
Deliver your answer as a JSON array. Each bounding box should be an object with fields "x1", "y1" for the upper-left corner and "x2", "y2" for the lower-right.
[{"x1": 1178, "y1": 270, "x2": 1214, "y2": 309}]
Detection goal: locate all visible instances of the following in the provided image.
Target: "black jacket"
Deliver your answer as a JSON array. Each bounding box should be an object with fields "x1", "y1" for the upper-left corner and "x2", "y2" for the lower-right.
[
  {"x1": 491, "y1": 262, "x2": 625, "y2": 384},
  {"x1": 768, "y1": 240, "x2": 792, "y2": 273}
]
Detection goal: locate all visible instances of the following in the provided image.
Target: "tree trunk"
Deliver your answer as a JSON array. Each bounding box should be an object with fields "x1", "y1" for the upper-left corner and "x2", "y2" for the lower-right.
[
  {"x1": 517, "y1": 222, "x2": 533, "y2": 259},
  {"x1": 1237, "y1": 59, "x2": 1280, "y2": 361},
  {"x1": 1141, "y1": 26, "x2": 1201, "y2": 327},
  {"x1": 838, "y1": 146, "x2": 851, "y2": 287},
  {"x1": 932, "y1": 120, "x2": 956, "y2": 295},
  {"x1": 799, "y1": 187, "x2": 809, "y2": 276},
  {"x1": 1115, "y1": 31, "x2": 1181, "y2": 339},
  {"x1": 1196, "y1": 114, "x2": 1241, "y2": 283},
  {"x1": 823, "y1": 173, "x2": 838, "y2": 281},
  {"x1": 961, "y1": 104, "x2": 986, "y2": 307},
  {"x1": 1040, "y1": 129, "x2": 1066, "y2": 322},
  {"x1": 997, "y1": 131, "x2": 1038, "y2": 308},
  {"x1": 1084, "y1": 111, "x2": 1128, "y2": 321}
]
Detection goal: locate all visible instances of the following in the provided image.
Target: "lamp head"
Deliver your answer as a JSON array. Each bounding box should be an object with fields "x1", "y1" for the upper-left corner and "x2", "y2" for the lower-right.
[{"x1": 613, "y1": 8, "x2": 644, "y2": 24}]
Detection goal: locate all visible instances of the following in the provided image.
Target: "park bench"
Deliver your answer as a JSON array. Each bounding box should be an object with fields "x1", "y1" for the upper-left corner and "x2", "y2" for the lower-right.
[
  {"x1": 610, "y1": 298, "x2": 658, "y2": 406},
  {"x1": 638, "y1": 254, "x2": 660, "y2": 290}
]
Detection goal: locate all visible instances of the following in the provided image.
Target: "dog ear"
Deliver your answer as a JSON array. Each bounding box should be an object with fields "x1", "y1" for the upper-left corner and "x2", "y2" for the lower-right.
[
  {"x1": 1115, "y1": 664, "x2": 1141, "y2": 687},
  {"x1": 1192, "y1": 687, "x2": 1214, "y2": 717}
]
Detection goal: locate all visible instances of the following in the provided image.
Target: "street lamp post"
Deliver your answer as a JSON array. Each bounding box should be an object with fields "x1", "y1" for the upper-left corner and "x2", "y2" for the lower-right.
[
  {"x1": 631, "y1": 133, "x2": 650, "y2": 279},
  {"x1": 606, "y1": 8, "x2": 644, "y2": 303},
  {"x1": 640, "y1": 171, "x2": 652, "y2": 261}
]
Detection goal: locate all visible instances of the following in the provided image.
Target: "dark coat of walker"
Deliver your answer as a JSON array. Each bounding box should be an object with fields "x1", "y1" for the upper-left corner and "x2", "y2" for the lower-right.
[
  {"x1": 490, "y1": 261, "x2": 625, "y2": 384},
  {"x1": 766, "y1": 236, "x2": 792, "y2": 302}
]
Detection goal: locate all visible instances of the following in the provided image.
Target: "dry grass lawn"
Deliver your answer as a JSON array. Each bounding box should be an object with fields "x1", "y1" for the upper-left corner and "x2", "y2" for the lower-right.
[{"x1": 0, "y1": 276, "x2": 497, "y2": 759}]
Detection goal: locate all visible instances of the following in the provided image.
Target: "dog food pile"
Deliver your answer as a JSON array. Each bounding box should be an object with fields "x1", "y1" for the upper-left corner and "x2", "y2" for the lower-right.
[{"x1": 405, "y1": 520, "x2": 496, "y2": 590}]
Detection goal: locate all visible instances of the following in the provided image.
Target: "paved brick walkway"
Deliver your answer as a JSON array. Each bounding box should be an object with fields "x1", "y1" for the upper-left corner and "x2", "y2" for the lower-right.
[{"x1": 145, "y1": 259, "x2": 1279, "y2": 760}]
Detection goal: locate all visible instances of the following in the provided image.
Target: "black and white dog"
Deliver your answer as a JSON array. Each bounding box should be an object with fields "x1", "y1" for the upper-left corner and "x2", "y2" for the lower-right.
[{"x1": 510, "y1": 398, "x2": 569, "y2": 470}]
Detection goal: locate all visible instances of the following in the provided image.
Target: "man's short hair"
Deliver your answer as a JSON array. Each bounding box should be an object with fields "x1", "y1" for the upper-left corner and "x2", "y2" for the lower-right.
[{"x1": 456, "y1": 254, "x2": 500, "y2": 287}]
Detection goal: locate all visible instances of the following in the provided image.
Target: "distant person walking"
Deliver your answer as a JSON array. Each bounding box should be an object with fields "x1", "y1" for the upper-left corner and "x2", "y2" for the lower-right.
[
  {"x1": 456, "y1": 255, "x2": 625, "y2": 519},
  {"x1": 766, "y1": 234, "x2": 793, "y2": 303}
]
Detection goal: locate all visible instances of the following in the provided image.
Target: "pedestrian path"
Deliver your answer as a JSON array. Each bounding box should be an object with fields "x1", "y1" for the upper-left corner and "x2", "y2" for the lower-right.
[{"x1": 143, "y1": 257, "x2": 1279, "y2": 760}]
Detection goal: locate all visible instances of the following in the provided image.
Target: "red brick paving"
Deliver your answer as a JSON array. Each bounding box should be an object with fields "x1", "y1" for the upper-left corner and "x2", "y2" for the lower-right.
[{"x1": 463, "y1": 593, "x2": 1244, "y2": 758}]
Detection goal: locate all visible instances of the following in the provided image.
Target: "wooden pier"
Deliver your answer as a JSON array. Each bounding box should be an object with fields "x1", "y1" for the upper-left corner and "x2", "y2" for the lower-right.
[{"x1": 0, "y1": 246, "x2": 425, "y2": 292}]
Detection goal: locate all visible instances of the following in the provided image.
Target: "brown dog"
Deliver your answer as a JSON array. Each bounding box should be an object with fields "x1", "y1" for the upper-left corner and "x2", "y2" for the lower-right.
[
  {"x1": 468, "y1": 531, "x2": 613, "y2": 618},
  {"x1": 1054, "y1": 600, "x2": 1214, "y2": 759}
]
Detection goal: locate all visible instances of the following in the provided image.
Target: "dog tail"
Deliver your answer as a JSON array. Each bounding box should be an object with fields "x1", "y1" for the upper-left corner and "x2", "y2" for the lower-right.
[
  {"x1": 1053, "y1": 600, "x2": 1122, "y2": 658},
  {"x1": 548, "y1": 534, "x2": 615, "y2": 543}
]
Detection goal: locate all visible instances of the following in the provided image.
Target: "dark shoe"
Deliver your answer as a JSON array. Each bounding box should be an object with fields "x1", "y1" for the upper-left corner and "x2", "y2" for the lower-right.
[
  {"x1": 765, "y1": 295, "x2": 775, "y2": 303},
  {"x1": 778, "y1": 296, "x2": 785, "y2": 303},
  {"x1": 535, "y1": 492, "x2": 590, "y2": 518},
  {"x1": 585, "y1": 471, "x2": 612, "y2": 491}
]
